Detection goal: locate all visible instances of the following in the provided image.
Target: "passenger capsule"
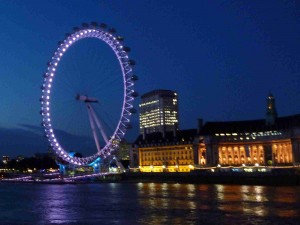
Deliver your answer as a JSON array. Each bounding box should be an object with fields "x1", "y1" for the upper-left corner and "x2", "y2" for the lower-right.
[
  {"x1": 108, "y1": 28, "x2": 116, "y2": 33},
  {"x1": 82, "y1": 23, "x2": 89, "y2": 28},
  {"x1": 128, "y1": 60, "x2": 136, "y2": 66},
  {"x1": 90, "y1": 22, "x2": 98, "y2": 27},
  {"x1": 131, "y1": 91, "x2": 139, "y2": 97},
  {"x1": 123, "y1": 46, "x2": 131, "y2": 52},
  {"x1": 129, "y1": 108, "x2": 137, "y2": 114},
  {"x1": 100, "y1": 23, "x2": 107, "y2": 28},
  {"x1": 131, "y1": 75, "x2": 138, "y2": 81}
]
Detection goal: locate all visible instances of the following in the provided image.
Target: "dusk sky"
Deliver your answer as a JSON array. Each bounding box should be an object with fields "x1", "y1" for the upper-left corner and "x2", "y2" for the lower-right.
[{"x1": 0, "y1": 0, "x2": 299, "y2": 157}]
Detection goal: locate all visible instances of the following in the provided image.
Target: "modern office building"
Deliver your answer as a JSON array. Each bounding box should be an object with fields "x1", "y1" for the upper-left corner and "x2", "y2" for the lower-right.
[
  {"x1": 139, "y1": 89, "x2": 179, "y2": 134},
  {"x1": 200, "y1": 93, "x2": 300, "y2": 167}
]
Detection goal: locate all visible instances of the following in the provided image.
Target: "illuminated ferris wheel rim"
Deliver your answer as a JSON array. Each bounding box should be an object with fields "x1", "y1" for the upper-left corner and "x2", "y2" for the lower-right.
[{"x1": 40, "y1": 22, "x2": 137, "y2": 166}]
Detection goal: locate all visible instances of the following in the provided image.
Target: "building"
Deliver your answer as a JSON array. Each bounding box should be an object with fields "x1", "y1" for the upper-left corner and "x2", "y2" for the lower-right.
[
  {"x1": 131, "y1": 129, "x2": 202, "y2": 172},
  {"x1": 16, "y1": 155, "x2": 24, "y2": 163},
  {"x1": 199, "y1": 94, "x2": 300, "y2": 167},
  {"x1": 115, "y1": 140, "x2": 131, "y2": 169},
  {"x1": 2, "y1": 156, "x2": 9, "y2": 164},
  {"x1": 116, "y1": 141, "x2": 131, "y2": 161},
  {"x1": 139, "y1": 90, "x2": 179, "y2": 134}
]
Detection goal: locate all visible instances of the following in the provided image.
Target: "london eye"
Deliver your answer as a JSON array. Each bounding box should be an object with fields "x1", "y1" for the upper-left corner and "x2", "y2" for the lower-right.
[{"x1": 40, "y1": 22, "x2": 138, "y2": 166}]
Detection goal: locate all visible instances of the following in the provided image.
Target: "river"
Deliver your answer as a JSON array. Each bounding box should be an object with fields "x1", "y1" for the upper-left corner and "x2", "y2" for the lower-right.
[{"x1": 0, "y1": 182, "x2": 300, "y2": 224}]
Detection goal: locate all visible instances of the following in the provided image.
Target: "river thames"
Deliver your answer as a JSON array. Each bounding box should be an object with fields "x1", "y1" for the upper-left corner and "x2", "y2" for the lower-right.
[{"x1": 1, "y1": 182, "x2": 300, "y2": 224}]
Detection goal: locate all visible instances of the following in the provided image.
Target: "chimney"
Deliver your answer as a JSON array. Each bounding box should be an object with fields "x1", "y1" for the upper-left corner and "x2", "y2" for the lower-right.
[{"x1": 197, "y1": 118, "x2": 203, "y2": 134}]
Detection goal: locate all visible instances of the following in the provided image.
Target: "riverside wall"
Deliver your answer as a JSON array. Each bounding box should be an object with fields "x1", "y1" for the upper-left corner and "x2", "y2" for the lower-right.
[{"x1": 121, "y1": 169, "x2": 300, "y2": 186}]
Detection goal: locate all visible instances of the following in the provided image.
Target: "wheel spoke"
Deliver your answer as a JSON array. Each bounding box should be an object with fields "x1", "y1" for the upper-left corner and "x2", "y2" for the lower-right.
[
  {"x1": 87, "y1": 103, "x2": 101, "y2": 153},
  {"x1": 88, "y1": 103, "x2": 109, "y2": 144}
]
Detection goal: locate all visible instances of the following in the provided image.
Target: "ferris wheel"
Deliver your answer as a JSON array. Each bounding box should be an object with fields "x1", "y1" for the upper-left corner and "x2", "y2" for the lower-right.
[{"x1": 40, "y1": 22, "x2": 138, "y2": 166}]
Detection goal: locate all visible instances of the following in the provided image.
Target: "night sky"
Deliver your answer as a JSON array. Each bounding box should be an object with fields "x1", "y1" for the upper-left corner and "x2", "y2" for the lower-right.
[{"x1": 0, "y1": 0, "x2": 299, "y2": 157}]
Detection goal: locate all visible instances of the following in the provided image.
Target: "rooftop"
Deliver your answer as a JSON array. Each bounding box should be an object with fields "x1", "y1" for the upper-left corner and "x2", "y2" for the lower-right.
[
  {"x1": 199, "y1": 114, "x2": 300, "y2": 135},
  {"x1": 134, "y1": 129, "x2": 197, "y2": 146},
  {"x1": 141, "y1": 89, "x2": 177, "y2": 99}
]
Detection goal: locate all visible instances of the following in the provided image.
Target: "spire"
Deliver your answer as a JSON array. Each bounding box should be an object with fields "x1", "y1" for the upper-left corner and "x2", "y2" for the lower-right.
[{"x1": 265, "y1": 92, "x2": 277, "y2": 126}]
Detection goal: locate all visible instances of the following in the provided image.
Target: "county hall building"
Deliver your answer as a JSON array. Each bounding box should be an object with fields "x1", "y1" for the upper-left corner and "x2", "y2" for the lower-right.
[
  {"x1": 131, "y1": 93, "x2": 300, "y2": 172},
  {"x1": 200, "y1": 94, "x2": 300, "y2": 167}
]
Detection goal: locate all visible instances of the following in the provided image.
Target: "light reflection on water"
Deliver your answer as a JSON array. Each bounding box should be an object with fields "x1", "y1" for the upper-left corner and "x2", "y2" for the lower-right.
[
  {"x1": 0, "y1": 182, "x2": 300, "y2": 224},
  {"x1": 41, "y1": 185, "x2": 70, "y2": 223},
  {"x1": 216, "y1": 185, "x2": 268, "y2": 217}
]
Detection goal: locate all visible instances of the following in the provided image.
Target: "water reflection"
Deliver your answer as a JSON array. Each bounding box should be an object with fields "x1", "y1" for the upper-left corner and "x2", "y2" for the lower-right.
[
  {"x1": 1, "y1": 183, "x2": 300, "y2": 224},
  {"x1": 39, "y1": 185, "x2": 71, "y2": 223},
  {"x1": 216, "y1": 185, "x2": 269, "y2": 217},
  {"x1": 136, "y1": 183, "x2": 300, "y2": 224},
  {"x1": 31, "y1": 183, "x2": 139, "y2": 224},
  {"x1": 270, "y1": 186, "x2": 300, "y2": 218},
  {"x1": 136, "y1": 183, "x2": 220, "y2": 224}
]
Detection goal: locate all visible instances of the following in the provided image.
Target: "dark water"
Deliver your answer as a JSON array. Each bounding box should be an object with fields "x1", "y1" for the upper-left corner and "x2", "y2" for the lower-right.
[{"x1": 1, "y1": 182, "x2": 300, "y2": 224}]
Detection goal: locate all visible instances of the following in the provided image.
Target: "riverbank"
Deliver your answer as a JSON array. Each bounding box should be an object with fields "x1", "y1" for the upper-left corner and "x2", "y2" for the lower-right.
[
  {"x1": 2, "y1": 167, "x2": 300, "y2": 186},
  {"x1": 122, "y1": 168, "x2": 300, "y2": 186}
]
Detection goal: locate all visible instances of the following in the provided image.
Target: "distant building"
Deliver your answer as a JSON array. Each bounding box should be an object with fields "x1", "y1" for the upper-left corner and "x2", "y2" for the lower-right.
[
  {"x1": 16, "y1": 155, "x2": 24, "y2": 163},
  {"x1": 132, "y1": 129, "x2": 202, "y2": 172},
  {"x1": 200, "y1": 93, "x2": 300, "y2": 166},
  {"x1": 2, "y1": 156, "x2": 10, "y2": 164},
  {"x1": 116, "y1": 141, "x2": 131, "y2": 161},
  {"x1": 115, "y1": 140, "x2": 131, "y2": 169},
  {"x1": 139, "y1": 89, "x2": 179, "y2": 134}
]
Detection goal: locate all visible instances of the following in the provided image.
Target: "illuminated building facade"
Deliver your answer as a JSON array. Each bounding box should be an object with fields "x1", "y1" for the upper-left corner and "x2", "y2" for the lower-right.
[
  {"x1": 139, "y1": 90, "x2": 178, "y2": 134},
  {"x1": 200, "y1": 94, "x2": 300, "y2": 167},
  {"x1": 132, "y1": 129, "x2": 201, "y2": 172}
]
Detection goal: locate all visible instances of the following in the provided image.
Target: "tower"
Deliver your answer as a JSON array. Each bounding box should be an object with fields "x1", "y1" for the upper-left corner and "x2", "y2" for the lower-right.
[
  {"x1": 265, "y1": 93, "x2": 277, "y2": 125},
  {"x1": 139, "y1": 90, "x2": 179, "y2": 134}
]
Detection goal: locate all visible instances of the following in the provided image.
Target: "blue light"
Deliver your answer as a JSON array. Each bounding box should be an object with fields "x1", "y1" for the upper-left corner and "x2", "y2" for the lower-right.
[{"x1": 88, "y1": 157, "x2": 101, "y2": 167}]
